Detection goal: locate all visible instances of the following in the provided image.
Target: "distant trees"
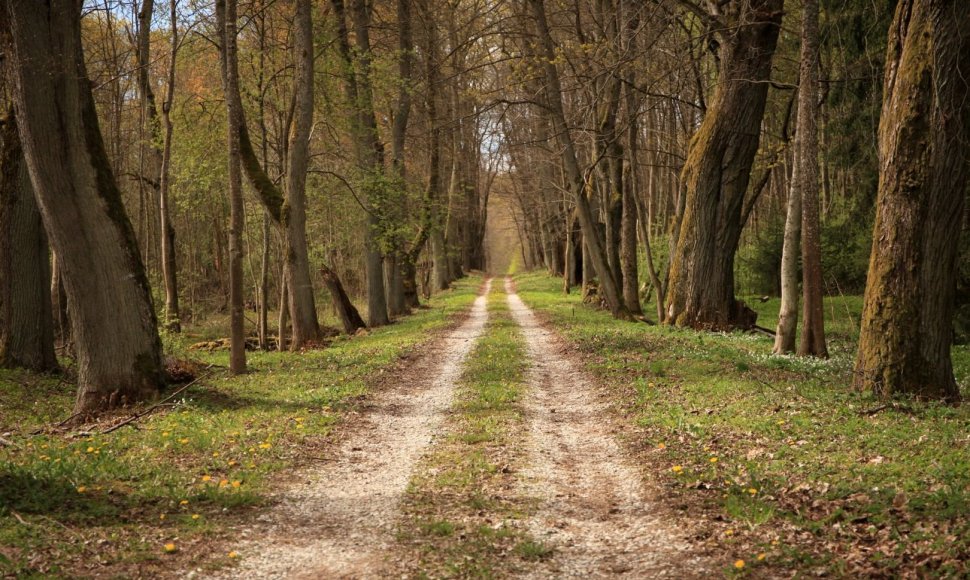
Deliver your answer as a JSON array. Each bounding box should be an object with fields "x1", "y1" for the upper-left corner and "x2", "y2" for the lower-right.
[
  {"x1": 0, "y1": 0, "x2": 964, "y2": 411},
  {"x1": 854, "y1": 0, "x2": 969, "y2": 402}
]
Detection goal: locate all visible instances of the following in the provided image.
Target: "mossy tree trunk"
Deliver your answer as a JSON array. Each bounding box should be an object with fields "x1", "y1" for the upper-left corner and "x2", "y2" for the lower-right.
[
  {"x1": 854, "y1": 0, "x2": 969, "y2": 402},
  {"x1": 2, "y1": 0, "x2": 164, "y2": 412},
  {"x1": 665, "y1": 0, "x2": 783, "y2": 330},
  {"x1": 0, "y1": 111, "x2": 57, "y2": 372}
]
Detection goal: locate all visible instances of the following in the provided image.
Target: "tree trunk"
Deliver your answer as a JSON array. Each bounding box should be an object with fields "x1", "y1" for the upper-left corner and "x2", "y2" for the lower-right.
[
  {"x1": 774, "y1": 150, "x2": 801, "y2": 354},
  {"x1": 278, "y1": 272, "x2": 289, "y2": 352},
  {"x1": 2, "y1": 0, "x2": 165, "y2": 412},
  {"x1": 796, "y1": 0, "x2": 827, "y2": 358},
  {"x1": 621, "y1": 84, "x2": 642, "y2": 316},
  {"x1": 665, "y1": 0, "x2": 783, "y2": 330},
  {"x1": 283, "y1": 0, "x2": 322, "y2": 348},
  {"x1": 258, "y1": 211, "x2": 270, "y2": 349},
  {"x1": 217, "y1": 0, "x2": 319, "y2": 348},
  {"x1": 526, "y1": 0, "x2": 632, "y2": 321},
  {"x1": 157, "y1": 0, "x2": 181, "y2": 332},
  {"x1": 332, "y1": 0, "x2": 390, "y2": 326},
  {"x1": 216, "y1": 0, "x2": 247, "y2": 374},
  {"x1": 320, "y1": 263, "x2": 366, "y2": 334},
  {"x1": 50, "y1": 253, "x2": 71, "y2": 351},
  {"x1": 854, "y1": 0, "x2": 969, "y2": 402},
  {"x1": 0, "y1": 110, "x2": 57, "y2": 372}
]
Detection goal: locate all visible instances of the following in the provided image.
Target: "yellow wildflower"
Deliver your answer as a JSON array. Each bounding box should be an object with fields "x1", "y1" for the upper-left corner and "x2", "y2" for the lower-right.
[{"x1": 734, "y1": 560, "x2": 744, "y2": 569}]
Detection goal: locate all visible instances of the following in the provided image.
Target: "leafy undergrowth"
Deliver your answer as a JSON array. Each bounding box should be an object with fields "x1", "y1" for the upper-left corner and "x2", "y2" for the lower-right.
[
  {"x1": 515, "y1": 271, "x2": 969, "y2": 578},
  {"x1": 0, "y1": 277, "x2": 481, "y2": 578},
  {"x1": 396, "y1": 282, "x2": 549, "y2": 577}
]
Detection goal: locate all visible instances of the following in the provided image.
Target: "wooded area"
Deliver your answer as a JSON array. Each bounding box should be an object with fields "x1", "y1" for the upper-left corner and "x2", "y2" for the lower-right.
[
  {"x1": 0, "y1": 0, "x2": 969, "y2": 576},
  {"x1": 1, "y1": 0, "x2": 967, "y2": 412}
]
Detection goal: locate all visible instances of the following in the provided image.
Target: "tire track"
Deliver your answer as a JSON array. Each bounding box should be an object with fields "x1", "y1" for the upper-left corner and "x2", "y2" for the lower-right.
[
  {"x1": 213, "y1": 279, "x2": 492, "y2": 579},
  {"x1": 505, "y1": 277, "x2": 708, "y2": 578}
]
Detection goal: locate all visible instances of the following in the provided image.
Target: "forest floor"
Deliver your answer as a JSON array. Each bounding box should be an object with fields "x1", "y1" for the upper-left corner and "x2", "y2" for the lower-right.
[{"x1": 1, "y1": 272, "x2": 967, "y2": 578}]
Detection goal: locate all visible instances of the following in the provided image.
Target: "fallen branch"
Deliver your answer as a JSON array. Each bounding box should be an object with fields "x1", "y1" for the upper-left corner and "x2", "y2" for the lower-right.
[
  {"x1": 101, "y1": 365, "x2": 215, "y2": 434},
  {"x1": 858, "y1": 402, "x2": 915, "y2": 416},
  {"x1": 751, "y1": 324, "x2": 776, "y2": 337}
]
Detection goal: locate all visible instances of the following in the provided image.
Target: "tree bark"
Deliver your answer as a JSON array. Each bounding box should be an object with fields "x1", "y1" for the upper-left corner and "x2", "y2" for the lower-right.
[
  {"x1": 216, "y1": 0, "x2": 247, "y2": 374},
  {"x1": 854, "y1": 0, "x2": 969, "y2": 402},
  {"x1": 50, "y1": 253, "x2": 70, "y2": 351},
  {"x1": 796, "y1": 0, "x2": 827, "y2": 358},
  {"x1": 0, "y1": 110, "x2": 57, "y2": 372},
  {"x1": 2, "y1": 0, "x2": 165, "y2": 412},
  {"x1": 774, "y1": 150, "x2": 801, "y2": 354},
  {"x1": 282, "y1": 0, "x2": 322, "y2": 347},
  {"x1": 665, "y1": 0, "x2": 783, "y2": 330},
  {"x1": 621, "y1": 83, "x2": 642, "y2": 316}
]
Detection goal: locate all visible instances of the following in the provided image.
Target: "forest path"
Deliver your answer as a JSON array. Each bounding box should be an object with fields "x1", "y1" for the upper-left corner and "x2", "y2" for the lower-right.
[
  {"x1": 506, "y1": 277, "x2": 709, "y2": 578},
  {"x1": 213, "y1": 279, "x2": 492, "y2": 579}
]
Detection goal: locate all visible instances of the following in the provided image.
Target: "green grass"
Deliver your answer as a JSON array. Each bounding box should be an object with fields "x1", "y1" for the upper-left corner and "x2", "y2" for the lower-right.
[
  {"x1": 515, "y1": 271, "x2": 969, "y2": 578},
  {"x1": 0, "y1": 277, "x2": 482, "y2": 578},
  {"x1": 398, "y1": 281, "x2": 548, "y2": 577}
]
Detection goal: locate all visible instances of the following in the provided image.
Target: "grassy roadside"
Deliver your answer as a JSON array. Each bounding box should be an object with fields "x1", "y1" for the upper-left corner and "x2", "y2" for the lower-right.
[
  {"x1": 0, "y1": 277, "x2": 481, "y2": 578},
  {"x1": 515, "y1": 271, "x2": 969, "y2": 578},
  {"x1": 396, "y1": 280, "x2": 550, "y2": 577}
]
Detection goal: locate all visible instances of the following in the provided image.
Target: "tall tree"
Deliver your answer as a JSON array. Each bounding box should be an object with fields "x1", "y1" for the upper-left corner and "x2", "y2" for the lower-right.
[
  {"x1": 664, "y1": 0, "x2": 783, "y2": 330},
  {"x1": 854, "y1": 0, "x2": 969, "y2": 402},
  {"x1": 1, "y1": 0, "x2": 165, "y2": 412},
  {"x1": 331, "y1": 0, "x2": 390, "y2": 327},
  {"x1": 282, "y1": 0, "x2": 322, "y2": 345},
  {"x1": 773, "y1": 147, "x2": 801, "y2": 353},
  {"x1": 223, "y1": 0, "x2": 322, "y2": 349},
  {"x1": 525, "y1": 0, "x2": 632, "y2": 321},
  {"x1": 797, "y1": 0, "x2": 827, "y2": 358},
  {"x1": 0, "y1": 110, "x2": 57, "y2": 372},
  {"x1": 156, "y1": 0, "x2": 182, "y2": 332},
  {"x1": 216, "y1": 0, "x2": 247, "y2": 374},
  {"x1": 385, "y1": 0, "x2": 414, "y2": 318}
]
